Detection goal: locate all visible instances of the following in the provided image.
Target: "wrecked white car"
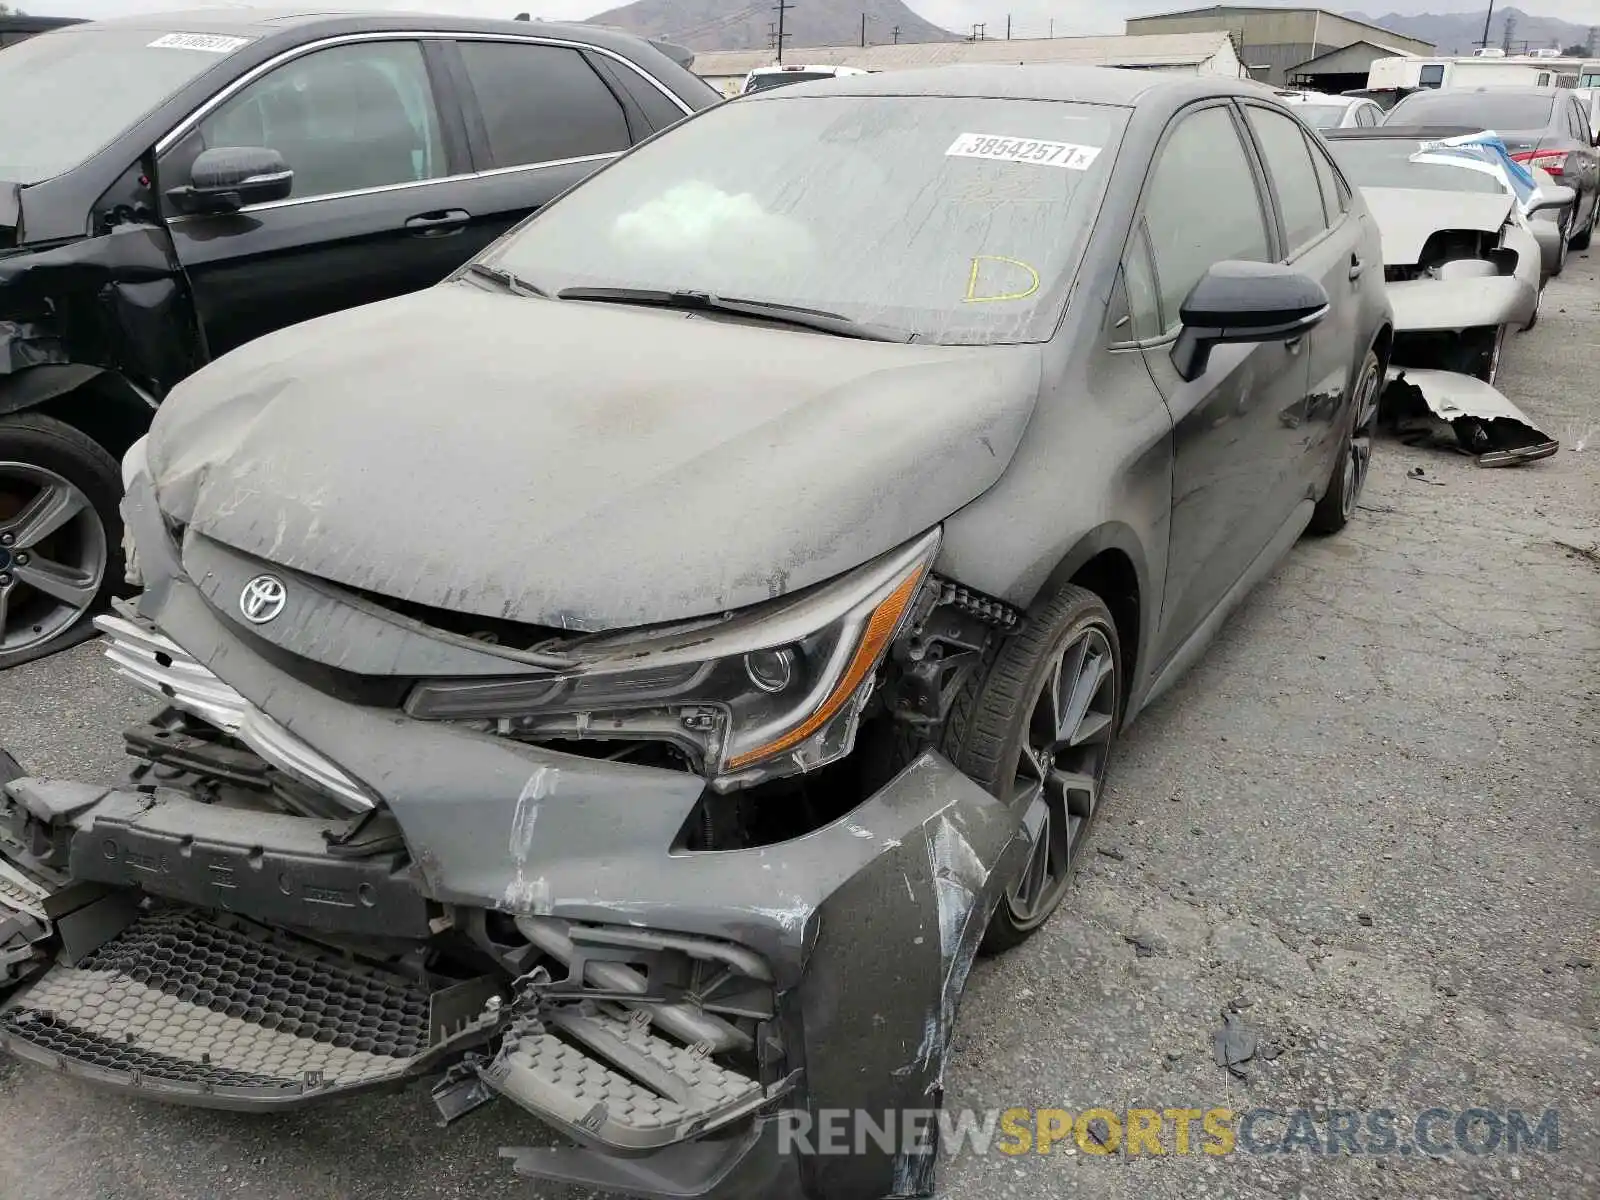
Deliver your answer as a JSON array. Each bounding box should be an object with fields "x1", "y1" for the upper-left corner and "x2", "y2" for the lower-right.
[
  {"x1": 0, "y1": 69, "x2": 1393, "y2": 1199},
  {"x1": 1324, "y1": 127, "x2": 1573, "y2": 383}
]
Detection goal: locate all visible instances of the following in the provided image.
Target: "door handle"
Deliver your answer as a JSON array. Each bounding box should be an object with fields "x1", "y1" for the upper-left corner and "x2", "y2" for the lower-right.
[
  {"x1": 1348, "y1": 255, "x2": 1365, "y2": 281},
  {"x1": 405, "y1": 209, "x2": 470, "y2": 237}
]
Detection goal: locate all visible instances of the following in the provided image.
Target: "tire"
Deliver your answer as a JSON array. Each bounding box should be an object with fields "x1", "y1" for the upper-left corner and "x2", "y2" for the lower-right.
[
  {"x1": 1573, "y1": 199, "x2": 1595, "y2": 252},
  {"x1": 1309, "y1": 348, "x2": 1382, "y2": 536},
  {"x1": 0, "y1": 413, "x2": 124, "y2": 670},
  {"x1": 942, "y1": 584, "x2": 1121, "y2": 954}
]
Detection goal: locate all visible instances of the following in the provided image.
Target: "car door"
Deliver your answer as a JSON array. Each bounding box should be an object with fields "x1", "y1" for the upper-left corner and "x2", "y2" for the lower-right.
[
  {"x1": 159, "y1": 37, "x2": 485, "y2": 359},
  {"x1": 1561, "y1": 95, "x2": 1600, "y2": 226},
  {"x1": 439, "y1": 37, "x2": 650, "y2": 252},
  {"x1": 1128, "y1": 102, "x2": 1313, "y2": 666},
  {"x1": 1240, "y1": 103, "x2": 1359, "y2": 492}
]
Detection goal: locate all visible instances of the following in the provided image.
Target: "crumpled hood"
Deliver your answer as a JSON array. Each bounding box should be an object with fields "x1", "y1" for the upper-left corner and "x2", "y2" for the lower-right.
[
  {"x1": 1361, "y1": 187, "x2": 1513, "y2": 266},
  {"x1": 147, "y1": 283, "x2": 1041, "y2": 631}
]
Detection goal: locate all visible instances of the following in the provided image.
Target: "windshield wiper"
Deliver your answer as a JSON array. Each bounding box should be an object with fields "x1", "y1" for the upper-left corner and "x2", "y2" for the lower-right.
[
  {"x1": 462, "y1": 262, "x2": 549, "y2": 298},
  {"x1": 554, "y1": 287, "x2": 912, "y2": 342}
]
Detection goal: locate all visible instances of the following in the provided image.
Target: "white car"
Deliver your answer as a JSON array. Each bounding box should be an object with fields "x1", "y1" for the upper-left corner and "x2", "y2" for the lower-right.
[
  {"x1": 1273, "y1": 89, "x2": 1386, "y2": 129},
  {"x1": 741, "y1": 63, "x2": 868, "y2": 94}
]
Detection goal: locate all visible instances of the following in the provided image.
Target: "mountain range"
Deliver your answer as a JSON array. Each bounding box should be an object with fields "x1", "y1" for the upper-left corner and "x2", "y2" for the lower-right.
[
  {"x1": 1346, "y1": 9, "x2": 1596, "y2": 55},
  {"x1": 582, "y1": 2, "x2": 1595, "y2": 57},
  {"x1": 586, "y1": 0, "x2": 959, "y2": 52}
]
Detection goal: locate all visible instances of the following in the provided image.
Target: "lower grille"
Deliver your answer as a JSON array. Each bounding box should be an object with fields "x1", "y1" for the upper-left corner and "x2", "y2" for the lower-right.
[{"x1": 1, "y1": 908, "x2": 486, "y2": 1107}]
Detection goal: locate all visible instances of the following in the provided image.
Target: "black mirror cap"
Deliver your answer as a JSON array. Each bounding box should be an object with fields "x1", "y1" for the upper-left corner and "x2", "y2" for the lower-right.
[
  {"x1": 1171, "y1": 261, "x2": 1330, "y2": 382},
  {"x1": 166, "y1": 146, "x2": 293, "y2": 215}
]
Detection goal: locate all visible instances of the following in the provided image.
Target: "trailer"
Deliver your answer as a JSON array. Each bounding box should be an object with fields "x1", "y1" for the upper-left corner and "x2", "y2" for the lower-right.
[{"x1": 1367, "y1": 53, "x2": 1584, "y2": 92}]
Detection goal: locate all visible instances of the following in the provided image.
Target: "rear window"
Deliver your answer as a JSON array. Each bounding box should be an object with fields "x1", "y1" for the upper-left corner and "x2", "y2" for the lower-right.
[
  {"x1": 0, "y1": 27, "x2": 249, "y2": 183},
  {"x1": 1294, "y1": 104, "x2": 1348, "y2": 128},
  {"x1": 1326, "y1": 138, "x2": 1508, "y2": 195},
  {"x1": 1386, "y1": 90, "x2": 1556, "y2": 129},
  {"x1": 745, "y1": 71, "x2": 837, "y2": 93}
]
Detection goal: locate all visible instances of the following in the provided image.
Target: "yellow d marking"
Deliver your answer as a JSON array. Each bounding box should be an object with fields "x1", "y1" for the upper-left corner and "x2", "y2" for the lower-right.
[{"x1": 964, "y1": 255, "x2": 1040, "y2": 303}]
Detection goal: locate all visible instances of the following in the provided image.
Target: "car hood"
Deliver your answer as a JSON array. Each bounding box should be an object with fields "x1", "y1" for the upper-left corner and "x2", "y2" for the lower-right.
[
  {"x1": 1361, "y1": 187, "x2": 1513, "y2": 265},
  {"x1": 146, "y1": 283, "x2": 1042, "y2": 631}
]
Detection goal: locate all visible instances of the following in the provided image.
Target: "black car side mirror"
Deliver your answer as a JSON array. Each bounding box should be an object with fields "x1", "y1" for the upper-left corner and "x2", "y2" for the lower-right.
[
  {"x1": 1526, "y1": 183, "x2": 1576, "y2": 218},
  {"x1": 166, "y1": 146, "x2": 293, "y2": 215},
  {"x1": 1171, "y1": 261, "x2": 1330, "y2": 382}
]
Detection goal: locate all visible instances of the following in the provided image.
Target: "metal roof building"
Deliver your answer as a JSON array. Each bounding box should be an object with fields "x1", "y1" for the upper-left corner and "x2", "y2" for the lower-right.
[
  {"x1": 693, "y1": 32, "x2": 1245, "y2": 97},
  {"x1": 1124, "y1": 7, "x2": 1432, "y2": 86}
]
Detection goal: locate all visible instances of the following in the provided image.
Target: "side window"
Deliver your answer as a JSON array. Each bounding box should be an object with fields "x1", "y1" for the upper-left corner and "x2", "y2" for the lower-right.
[
  {"x1": 198, "y1": 41, "x2": 445, "y2": 201},
  {"x1": 1121, "y1": 223, "x2": 1162, "y2": 343},
  {"x1": 1245, "y1": 105, "x2": 1330, "y2": 257},
  {"x1": 1572, "y1": 100, "x2": 1590, "y2": 139},
  {"x1": 587, "y1": 52, "x2": 690, "y2": 135},
  {"x1": 1419, "y1": 64, "x2": 1444, "y2": 88},
  {"x1": 1307, "y1": 132, "x2": 1349, "y2": 226},
  {"x1": 1142, "y1": 105, "x2": 1272, "y2": 331},
  {"x1": 1358, "y1": 105, "x2": 1379, "y2": 126},
  {"x1": 458, "y1": 41, "x2": 630, "y2": 168}
]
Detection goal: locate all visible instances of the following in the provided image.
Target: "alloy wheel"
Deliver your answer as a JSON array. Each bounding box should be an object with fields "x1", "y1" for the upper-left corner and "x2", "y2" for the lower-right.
[
  {"x1": 1006, "y1": 625, "x2": 1118, "y2": 927},
  {"x1": 1341, "y1": 357, "x2": 1382, "y2": 519},
  {"x1": 0, "y1": 463, "x2": 108, "y2": 658}
]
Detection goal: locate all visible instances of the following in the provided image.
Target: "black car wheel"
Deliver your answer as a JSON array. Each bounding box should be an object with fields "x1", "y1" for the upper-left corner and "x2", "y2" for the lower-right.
[
  {"x1": 1309, "y1": 348, "x2": 1382, "y2": 535},
  {"x1": 943, "y1": 584, "x2": 1121, "y2": 953},
  {"x1": 1573, "y1": 197, "x2": 1595, "y2": 252},
  {"x1": 0, "y1": 414, "x2": 123, "y2": 670}
]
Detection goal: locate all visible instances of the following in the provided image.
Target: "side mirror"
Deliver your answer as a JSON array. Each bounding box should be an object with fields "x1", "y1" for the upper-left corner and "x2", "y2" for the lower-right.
[
  {"x1": 1171, "y1": 261, "x2": 1330, "y2": 382},
  {"x1": 1526, "y1": 183, "x2": 1577, "y2": 218},
  {"x1": 166, "y1": 146, "x2": 293, "y2": 215}
]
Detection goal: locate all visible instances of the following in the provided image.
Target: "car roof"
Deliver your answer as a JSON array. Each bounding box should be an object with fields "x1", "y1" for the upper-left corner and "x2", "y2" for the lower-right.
[
  {"x1": 73, "y1": 7, "x2": 650, "y2": 48},
  {"x1": 1405, "y1": 84, "x2": 1571, "y2": 97},
  {"x1": 1275, "y1": 91, "x2": 1359, "y2": 106},
  {"x1": 741, "y1": 63, "x2": 1268, "y2": 107}
]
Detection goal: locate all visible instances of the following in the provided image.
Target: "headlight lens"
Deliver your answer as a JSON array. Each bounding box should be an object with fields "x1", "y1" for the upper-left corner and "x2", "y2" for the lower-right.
[{"x1": 405, "y1": 530, "x2": 940, "y2": 786}]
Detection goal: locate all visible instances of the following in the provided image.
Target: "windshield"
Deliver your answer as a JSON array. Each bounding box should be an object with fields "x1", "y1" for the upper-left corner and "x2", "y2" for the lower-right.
[
  {"x1": 1294, "y1": 104, "x2": 1348, "y2": 128},
  {"x1": 484, "y1": 94, "x2": 1127, "y2": 345},
  {"x1": 1327, "y1": 139, "x2": 1509, "y2": 194},
  {"x1": 745, "y1": 71, "x2": 839, "y2": 92},
  {"x1": 0, "y1": 27, "x2": 249, "y2": 183},
  {"x1": 1385, "y1": 90, "x2": 1556, "y2": 129}
]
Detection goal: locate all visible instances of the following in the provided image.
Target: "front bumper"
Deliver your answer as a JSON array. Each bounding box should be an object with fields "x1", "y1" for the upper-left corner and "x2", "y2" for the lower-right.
[{"x1": 0, "y1": 477, "x2": 1028, "y2": 1200}]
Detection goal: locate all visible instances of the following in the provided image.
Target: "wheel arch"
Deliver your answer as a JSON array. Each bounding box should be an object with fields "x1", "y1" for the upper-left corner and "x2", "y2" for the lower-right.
[
  {"x1": 1026, "y1": 524, "x2": 1149, "y2": 712},
  {"x1": 0, "y1": 365, "x2": 155, "y2": 464}
]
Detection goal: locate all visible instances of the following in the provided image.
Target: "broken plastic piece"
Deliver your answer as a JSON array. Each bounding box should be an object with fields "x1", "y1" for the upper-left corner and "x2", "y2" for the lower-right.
[{"x1": 1383, "y1": 368, "x2": 1558, "y2": 466}]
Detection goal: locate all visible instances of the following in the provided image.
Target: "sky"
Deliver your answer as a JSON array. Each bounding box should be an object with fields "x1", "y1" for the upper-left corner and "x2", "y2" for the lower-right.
[{"x1": 14, "y1": 1, "x2": 1598, "y2": 44}]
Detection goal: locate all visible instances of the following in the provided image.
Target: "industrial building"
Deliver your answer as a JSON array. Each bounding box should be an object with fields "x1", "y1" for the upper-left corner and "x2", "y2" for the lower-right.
[
  {"x1": 0, "y1": 15, "x2": 82, "y2": 48},
  {"x1": 1125, "y1": 6, "x2": 1433, "y2": 87},
  {"x1": 692, "y1": 31, "x2": 1246, "y2": 98}
]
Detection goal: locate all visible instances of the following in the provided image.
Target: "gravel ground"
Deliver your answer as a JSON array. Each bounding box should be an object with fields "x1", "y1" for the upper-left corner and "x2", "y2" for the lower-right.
[{"x1": 1, "y1": 252, "x2": 1596, "y2": 1200}]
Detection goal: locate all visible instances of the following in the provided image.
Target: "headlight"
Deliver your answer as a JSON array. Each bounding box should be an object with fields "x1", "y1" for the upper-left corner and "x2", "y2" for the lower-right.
[{"x1": 405, "y1": 529, "x2": 941, "y2": 787}]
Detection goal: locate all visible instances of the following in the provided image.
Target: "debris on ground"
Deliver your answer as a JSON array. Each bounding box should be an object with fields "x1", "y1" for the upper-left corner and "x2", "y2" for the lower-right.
[
  {"x1": 1213, "y1": 1011, "x2": 1258, "y2": 1079},
  {"x1": 1384, "y1": 368, "x2": 1559, "y2": 466},
  {"x1": 1406, "y1": 465, "x2": 1446, "y2": 486},
  {"x1": 1124, "y1": 934, "x2": 1157, "y2": 958},
  {"x1": 1096, "y1": 845, "x2": 1126, "y2": 862}
]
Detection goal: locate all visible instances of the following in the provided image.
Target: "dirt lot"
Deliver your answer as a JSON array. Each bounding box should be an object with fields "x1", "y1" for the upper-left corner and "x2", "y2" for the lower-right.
[{"x1": 1, "y1": 253, "x2": 1595, "y2": 1200}]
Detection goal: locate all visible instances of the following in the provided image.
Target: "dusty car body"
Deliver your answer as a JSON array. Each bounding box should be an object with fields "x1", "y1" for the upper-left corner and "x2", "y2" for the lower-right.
[
  {"x1": 1324, "y1": 127, "x2": 1567, "y2": 383},
  {"x1": 1, "y1": 67, "x2": 1391, "y2": 1199}
]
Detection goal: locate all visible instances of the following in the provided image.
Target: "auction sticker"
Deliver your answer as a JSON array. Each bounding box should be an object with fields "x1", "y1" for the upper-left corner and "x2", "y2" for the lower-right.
[
  {"x1": 148, "y1": 32, "x2": 253, "y2": 53},
  {"x1": 946, "y1": 133, "x2": 1102, "y2": 170}
]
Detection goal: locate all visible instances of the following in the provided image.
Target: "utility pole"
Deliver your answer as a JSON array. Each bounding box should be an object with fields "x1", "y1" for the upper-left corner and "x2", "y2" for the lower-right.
[
  {"x1": 1006, "y1": 14, "x2": 1011, "y2": 40},
  {"x1": 1478, "y1": 0, "x2": 1495, "y2": 49},
  {"x1": 1587, "y1": 26, "x2": 1596, "y2": 56},
  {"x1": 861, "y1": 12, "x2": 866, "y2": 47},
  {"x1": 1049, "y1": 19, "x2": 1054, "y2": 38},
  {"x1": 891, "y1": 24, "x2": 900, "y2": 43},
  {"x1": 772, "y1": 0, "x2": 793, "y2": 64},
  {"x1": 1501, "y1": 12, "x2": 1515, "y2": 54}
]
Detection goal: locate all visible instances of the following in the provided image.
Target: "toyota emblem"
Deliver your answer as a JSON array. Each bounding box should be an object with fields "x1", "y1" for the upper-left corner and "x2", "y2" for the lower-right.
[{"x1": 239, "y1": 574, "x2": 288, "y2": 624}]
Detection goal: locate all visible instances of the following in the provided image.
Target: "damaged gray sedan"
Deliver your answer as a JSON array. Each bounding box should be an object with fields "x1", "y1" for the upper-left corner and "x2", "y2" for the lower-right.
[{"x1": 0, "y1": 68, "x2": 1390, "y2": 1199}]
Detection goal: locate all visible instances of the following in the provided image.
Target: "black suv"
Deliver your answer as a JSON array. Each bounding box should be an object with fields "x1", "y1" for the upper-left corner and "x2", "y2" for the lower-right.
[{"x1": 0, "y1": 9, "x2": 717, "y2": 667}]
